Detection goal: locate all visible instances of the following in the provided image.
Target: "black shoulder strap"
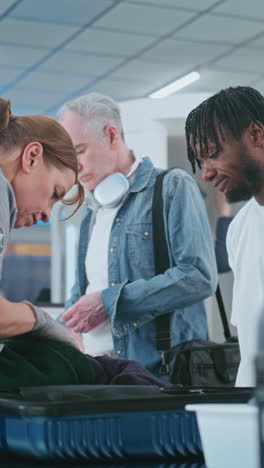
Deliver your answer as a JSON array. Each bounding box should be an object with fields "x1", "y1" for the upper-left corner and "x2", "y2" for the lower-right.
[
  {"x1": 215, "y1": 284, "x2": 231, "y2": 340},
  {"x1": 152, "y1": 170, "x2": 171, "y2": 351},
  {"x1": 152, "y1": 170, "x2": 232, "y2": 351}
]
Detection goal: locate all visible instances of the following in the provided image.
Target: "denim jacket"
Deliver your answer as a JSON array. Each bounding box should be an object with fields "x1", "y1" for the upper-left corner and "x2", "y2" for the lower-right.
[{"x1": 66, "y1": 157, "x2": 217, "y2": 376}]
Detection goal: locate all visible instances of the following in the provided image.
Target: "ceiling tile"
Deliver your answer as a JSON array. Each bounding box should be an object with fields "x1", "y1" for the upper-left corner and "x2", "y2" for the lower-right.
[
  {"x1": 87, "y1": 78, "x2": 149, "y2": 101},
  {"x1": 2, "y1": 88, "x2": 69, "y2": 109},
  {"x1": 39, "y1": 51, "x2": 123, "y2": 75},
  {"x1": 183, "y1": 68, "x2": 259, "y2": 93},
  {"x1": 8, "y1": 104, "x2": 44, "y2": 115},
  {"x1": 250, "y1": 79, "x2": 264, "y2": 95},
  {"x1": 111, "y1": 58, "x2": 188, "y2": 92},
  {"x1": 174, "y1": 14, "x2": 264, "y2": 44},
  {"x1": 0, "y1": 18, "x2": 78, "y2": 48},
  {"x1": 0, "y1": 43, "x2": 49, "y2": 68},
  {"x1": 0, "y1": 0, "x2": 15, "y2": 15},
  {"x1": 10, "y1": 0, "x2": 115, "y2": 26},
  {"x1": 141, "y1": 39, "x2": 230, "y2": 67},
  {"x1": 213, "y1": 0, "x2": 264, "y2": 20},
  {"x1": 94, "y1": 3, "x2": 195, "y2": 36},
  {"x1": 16, "y1": 71, "x2": 95, "y2": 94},
  {"x1": 66, "y1": 28, "x2": 155, "y2": 56},
  {"x1": 1, "y1": 2, "x2": 263, "y2": 108},
  {"x1": 0, "y1": 67, "x2": 24, "y2": 89},
  {"x1": 213, "y1": 48, "x2": 264, "y2": 74},
  {"x1": 127, "y1": 0, "x2": 218, "y2": 11},
  {"x1": 247, "y1": 34, "x2": 264, "y2": 50}
]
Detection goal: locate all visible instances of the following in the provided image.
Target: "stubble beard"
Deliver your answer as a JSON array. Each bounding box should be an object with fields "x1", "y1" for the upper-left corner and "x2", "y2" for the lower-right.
[{"x1": 225, "y1": 150, "x2": 262, "y2": 203}]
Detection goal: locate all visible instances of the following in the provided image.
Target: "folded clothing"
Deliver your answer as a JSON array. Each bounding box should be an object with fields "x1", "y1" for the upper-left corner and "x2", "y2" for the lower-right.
[
  {"x1": 0, "y1": 336, "x2": 94, "y2": 391},
  {"x1": 0, "y1": 336, "x2": 171, "y2": 391}
]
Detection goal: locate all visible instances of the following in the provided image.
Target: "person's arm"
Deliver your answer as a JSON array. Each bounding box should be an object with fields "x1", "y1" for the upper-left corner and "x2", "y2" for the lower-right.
[
  {"x1": 214, "y1": 189, "x2": 233, "y2": 273},
  {"x1": 0, "y1": 297, "x2": 35, "y2": 338},
  {"x1": 58, "y1": 268, "x2": 86, "y2": 347},
  {"x1": 0, "y1": 297, "x2": 77, "y2": 346},
  {"x1": 215, "y1": 216, "x2": 233, "y2": 273},
  {"x1": 56, "y1": 265, "x2": 81, "y2": 325},
  {"x1": 102, "y1": 171, "x2": 218, "y2": 338},
  {"x1": 64, "y1": 275, "x2": 82, "y2": 311}
]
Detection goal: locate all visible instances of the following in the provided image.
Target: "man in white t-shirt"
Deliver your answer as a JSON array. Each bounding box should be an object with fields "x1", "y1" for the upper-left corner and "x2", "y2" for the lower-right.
[{"x1": 185, "y1": 85, "x2": 264, "y2": 386}]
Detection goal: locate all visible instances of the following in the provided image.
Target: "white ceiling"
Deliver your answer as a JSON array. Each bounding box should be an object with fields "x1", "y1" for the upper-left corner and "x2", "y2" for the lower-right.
[{"x1": 0, "y1": 0, "x2": 264, "y2": 117}]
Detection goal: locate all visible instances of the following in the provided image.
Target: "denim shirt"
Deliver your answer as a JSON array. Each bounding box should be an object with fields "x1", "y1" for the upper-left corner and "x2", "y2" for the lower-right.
[{"x1": 66, "y1": 157, "x2": 218, "y2": 376}]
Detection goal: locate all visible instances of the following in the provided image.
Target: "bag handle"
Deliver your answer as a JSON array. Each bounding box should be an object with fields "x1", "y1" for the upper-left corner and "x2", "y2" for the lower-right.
[{"x1": 152, "y1": 170, "x2": 232, "y2": 352}]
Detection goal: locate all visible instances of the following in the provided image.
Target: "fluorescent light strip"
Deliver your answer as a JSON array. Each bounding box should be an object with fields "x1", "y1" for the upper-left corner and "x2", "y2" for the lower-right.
[{"x1": 149, "y1": 71, "x2": 200, "y2": 99}]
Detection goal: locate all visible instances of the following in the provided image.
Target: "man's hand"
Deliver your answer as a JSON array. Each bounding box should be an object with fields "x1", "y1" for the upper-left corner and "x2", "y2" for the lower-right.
[
  {"x1": 60, "y1": 292, "x2": 108, "y2": 333},
  {"x1": 214, "y1": 187, "x2": 232, "y2": 218}
]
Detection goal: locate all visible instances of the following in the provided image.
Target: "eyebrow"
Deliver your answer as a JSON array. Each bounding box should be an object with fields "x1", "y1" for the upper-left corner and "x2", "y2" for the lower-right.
[{"x1": 75, "y1": 143, "x2": 87, "y2": 150}]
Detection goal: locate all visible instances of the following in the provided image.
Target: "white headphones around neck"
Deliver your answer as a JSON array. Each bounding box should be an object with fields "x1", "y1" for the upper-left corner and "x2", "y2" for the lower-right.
[{"x1": 93, "y1": 158, "x2": 141, "y2": 208}]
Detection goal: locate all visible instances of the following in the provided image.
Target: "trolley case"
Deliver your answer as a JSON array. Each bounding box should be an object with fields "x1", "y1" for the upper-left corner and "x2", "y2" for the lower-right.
[{"x1": 0, "y1": 385, "x2": 253, "y2": 462}]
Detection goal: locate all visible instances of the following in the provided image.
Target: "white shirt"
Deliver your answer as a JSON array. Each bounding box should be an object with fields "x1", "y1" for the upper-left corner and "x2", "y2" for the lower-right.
[
  {"x1": 227, "y1": 197, "x2": 264, "y2": 386},
  {"x1": 82, "y1": 159, "x2": 142, "y2": 355},
  {"x1": 83, "y1": 204, "x2": 120, "y2": 355}
]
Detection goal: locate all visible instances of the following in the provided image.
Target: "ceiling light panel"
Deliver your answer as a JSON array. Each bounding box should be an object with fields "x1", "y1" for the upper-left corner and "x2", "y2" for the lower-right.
[
  {"x1": 150, "y1": 71, "x2": 200, "y2": 98},
  {"x1": 183, "y1": 68, "x2": 259, "y2": 92}
]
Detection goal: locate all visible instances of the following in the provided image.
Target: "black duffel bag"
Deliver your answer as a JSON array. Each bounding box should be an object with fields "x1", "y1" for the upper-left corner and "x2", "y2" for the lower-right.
[
  {"x1": 153, "y1": 171, "x2": 240, "y2": 386},
  {"x1": 162, "y1": 336, "x2": 240, "y2": 386}
]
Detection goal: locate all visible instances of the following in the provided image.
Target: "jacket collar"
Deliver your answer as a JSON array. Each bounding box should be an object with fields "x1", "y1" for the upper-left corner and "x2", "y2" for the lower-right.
[{"x1": 129, "y1": 156, "x2": 154, "y2": 193}]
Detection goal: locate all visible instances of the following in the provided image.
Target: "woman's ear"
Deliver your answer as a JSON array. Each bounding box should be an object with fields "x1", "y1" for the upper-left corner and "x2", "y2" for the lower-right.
[{"x1": 21, "y1": 142, "x2": 43, "y2": 174}]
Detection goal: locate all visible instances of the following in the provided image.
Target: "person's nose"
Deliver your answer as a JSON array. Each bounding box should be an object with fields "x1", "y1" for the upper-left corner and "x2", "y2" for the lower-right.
[
  {"x1": 202, "y1": 160, "x2": 217, "y2": 182},
  {"x1": 77, "y1": 159, "x2": 82, "y2": 173},
  {"x1": 76, "y1": 153, "x2": 85, "y2": 173},
  {"x1": 41, "y1": 207, "x2": 52, "y2": 223}
]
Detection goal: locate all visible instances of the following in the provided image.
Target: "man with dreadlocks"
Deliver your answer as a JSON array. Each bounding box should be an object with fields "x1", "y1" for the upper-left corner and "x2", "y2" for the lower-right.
[{"x1": 185, "y1": 85, "x2": 264, "y2": 386}]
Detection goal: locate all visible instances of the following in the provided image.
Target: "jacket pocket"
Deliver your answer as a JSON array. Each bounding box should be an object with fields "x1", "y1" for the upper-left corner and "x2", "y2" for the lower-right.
[{"x1": 126, "y1": 223, "x2": 154, "y2": 276}]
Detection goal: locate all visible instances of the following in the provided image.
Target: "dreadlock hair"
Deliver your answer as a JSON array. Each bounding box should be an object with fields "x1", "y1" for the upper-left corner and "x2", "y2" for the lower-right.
[{"x1": 185, "y1": 86, "x2": 264, "y2": 173}]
